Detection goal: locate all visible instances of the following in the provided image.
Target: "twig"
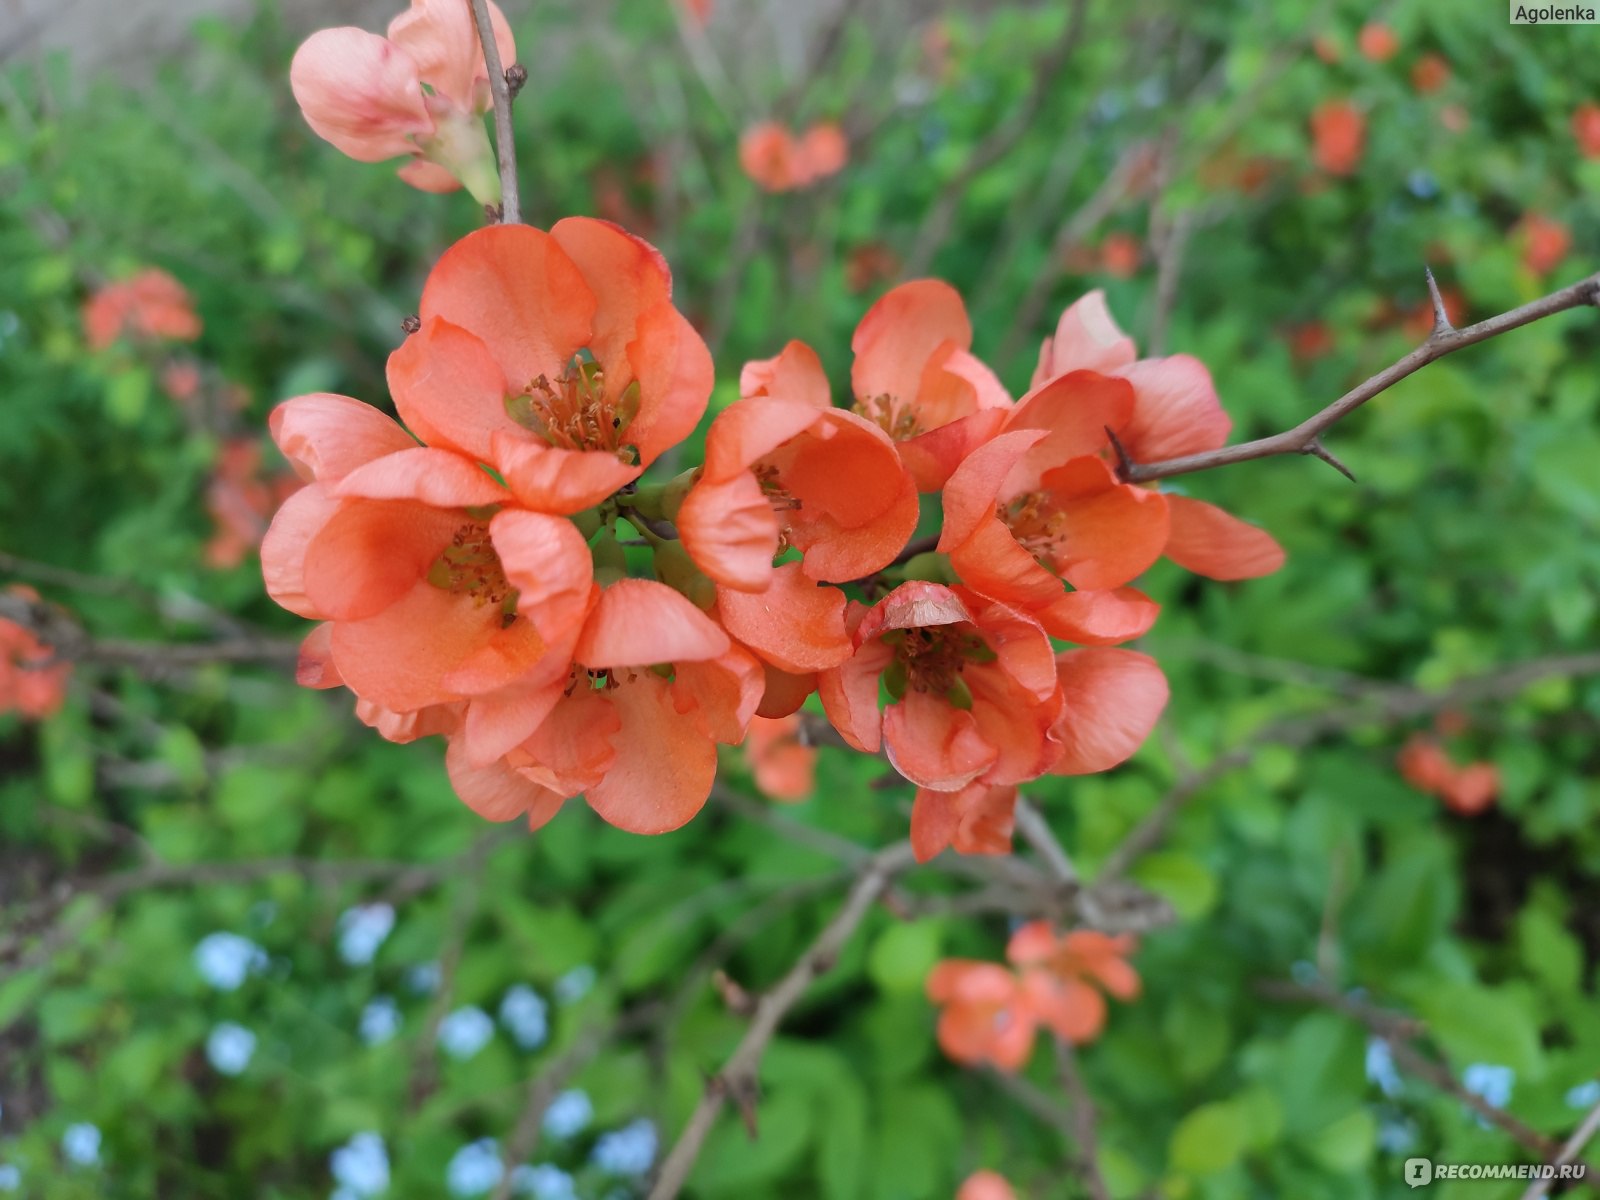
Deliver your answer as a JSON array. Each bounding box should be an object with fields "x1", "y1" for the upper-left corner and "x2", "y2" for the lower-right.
[
  {"x1": 646, "y1": 841, "x2": 915, "y2": 1199},
  {"x1": 1054, "y1": 1039, "x2": 1111, "y2": 1200},
  {"x1": 468, "y1": 0, "x2": 520, "y2": 224},
  {"x1": 1260, "y1": 978, "x2": 1558, "y2": 1157},
  {"x1": 1120, "y1": 270, "x2": 1600, "y2": 483},
  {"x1": 1014, "y1": 798, "x2": 1078, "y2": 885},
  {"x1": 1520, "y1": 1095, "x2": 1600, "y2": 1200},
  {"x1": 1097, "y1": 650, "x2": 1600, "y2": 884}
]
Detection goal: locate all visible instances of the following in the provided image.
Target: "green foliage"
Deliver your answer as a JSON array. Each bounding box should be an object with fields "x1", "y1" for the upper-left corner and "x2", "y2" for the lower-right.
[{"x1": 1, "y1": 0, "x2": 1599, "y2": 1196}]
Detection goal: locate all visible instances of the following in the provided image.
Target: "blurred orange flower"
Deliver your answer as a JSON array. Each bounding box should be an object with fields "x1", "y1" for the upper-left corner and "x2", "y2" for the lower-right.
[
  {"x1": 1518, "y1": 213, "x2": 1571, "y2": 276},
  {"x1": 1399, "y1": 733, "x2": 1499, "y2": 816},
  {"x1": 1310, "y1": 101, "x2": 1365, "y2": 175},
  {"x1": 1100, "y1": 232, "x2": 1142, "y2": 279},
  {"x1": 1357, "y1": 22, "x2": 1398, "y2": 62},
  {"x1": 742, "y1": 713, "x2": 816, "y2": 801},
  {"x1": 738, "y1": 120, "x2": 849, "y2": 192},
  {"x1": 1412, "y1": 53, "x2": 1451, "y2": 94},
  {"x1": 1, "y1": 586, "x2": 71, "y2": 720},
  {"x1": 1573, "y1": 103, "x2": 1600, "y2": 158},
  {"x1": 957, "y1": 1171, "x2": 1016, "y2": 1200},
  {"x1": 83, "y1": 269, "x2": 201, "y2": 351}
]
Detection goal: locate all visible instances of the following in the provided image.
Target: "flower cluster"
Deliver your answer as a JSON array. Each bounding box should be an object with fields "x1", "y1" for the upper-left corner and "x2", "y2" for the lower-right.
[
  {"x1": 262, "y1": 208, "x2": 1281, "y2": 849},
  {"x1": 81, "y1": 268, "x2": 201, "y2": 351},
  {"x1": 1398, "y1": 730, "x2": 1499, "y2": 815},
  {"x1": 1, "y1": 586, "x2": 71, "y2": 720},
  {"x1": 926, "y1": 921, "x2": 1140, "y2": 1070},
  {"x1": 738, "y1": 120, "x2": 849, "y2": 193}
]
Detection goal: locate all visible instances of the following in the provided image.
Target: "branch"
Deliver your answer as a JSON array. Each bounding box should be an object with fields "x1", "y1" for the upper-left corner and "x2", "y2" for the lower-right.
[
  {"x1": 1014, "y1": 797, "x2": 1079, "y2": 885},
  {"x1": 1121, "y1": 270, "x2": 1600, "y2": 483},
  {"x1": 1097, "y1": 649, "x2": 1600, "y2": 884},
  {"x1": 1520, "y1": 1095, "x2": 1600, "y2": 1200},
  {"x1": 1261, "y1": 978, "x2": 1558, "y2": 1158},
  {"x1": 469, "y1": 0, "x2": 520, "y2": 223},
  {"x1": 1054, "y1": 1039, "x2": 1111, "y2": 1200},
  {"x1": 646, "y1": 841, "x2": 915, "y2": 1200}
]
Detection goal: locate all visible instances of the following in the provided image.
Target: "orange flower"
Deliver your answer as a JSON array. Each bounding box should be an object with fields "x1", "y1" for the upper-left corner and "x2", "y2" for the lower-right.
[
  {"x1": 742, "y1": 713, "x2": 816, "y2": 801},
  {"x1": 819, "y1": 583, "x2": 1061, "y2": 792},
  {"x1": 485, "y1": 580, "x2": 763, "y2": 832},
  {"x1": 1028, "y1": 290, "x2": 1285, "y2": 587},
  {"x1": 82, "y1": 269, "x2": 201, "y2": 351},
  {"x1": 391, "y1": 220, "x2": 713, "y2": 515},
  {"x1": 1310, "y1": 101, "x2": 1365, "y2": 175},
  {"x1": 1290, "y1": 321, "x2": 1335, "y2": 361},
  {"x1": 845, "y1": 241, "x2": 902, "y2": 293},
  {"x1": 738, "y1": 120, "x2": 849, "y2": 192},
  {"x1": 261, "y1": 393, "x2": 596, "y2": 764},
  {"x1": 1312, "y1": 33, "x2": 1341, "y2": 64},
  {"x1": 1049, "y1": 648, "x2": 1168, "y2": 775},
  {"x1": 1573, "y1": 103, "x2": 1600, "y2": 158},
  {"x1": 678, "y1": 342, "x2": 918, "y2": 589},
  {"x1": 1412, "y1": 53, "x2": 1451, "y2": 94},
  {"x1": 1007, "y1": 921, "x2": 1140, "y2": 1044},
  {"x1": 1441, "y1": 762, "x2": 1498, "y2": 815},
  {"x1": 1357, "y1": 22, "x2": 1398, "y2": 62},
  {"x1": 1100, "y1": 232, "x2": 1142, "y2": 279},
  {"x1": 925, "y1": 960, "x2": 1037, "y2": 1070},
  {"x1": 290, "y1": 0, "x2": 515, "y2": 201},
  {"x1": 716, "y1": 561, "x2": 852, "y2": 679},
  {"x1": 1398, "y1": 733, "x2": 1498, "y2": 816},
  {"x1": 205, "y1": 438, "x2": 302, "y2": 569},
  {"x1": 958, "y1": 1171, "x2": 1016, "y2": 1200},
  {"x1": 910, "y1": 782, "x2": 1017, "y2": 862},
  {"x1": 0, "y1": 586, "x2": 71, "y2": 720},
  {"x1": 1518, "y1": 213, "x2": 1571, "y2": 276}
]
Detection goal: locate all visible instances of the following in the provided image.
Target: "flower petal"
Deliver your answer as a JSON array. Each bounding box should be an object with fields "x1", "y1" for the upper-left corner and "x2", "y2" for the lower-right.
[
  {"x1": 1163, "y1": 495, "x2": 1285, "y2": 580},
  {"x1": 883, "y1": 688, "x2": 996, "y2": 791},
  {"x1": 489, "y1": 510, "x2": 596, "y2": 646},
  {"x1": 584, "y1": 674, "x2": 718, "y2": 833},
  {"x1": 1116, "y1": 356, "x2": 1231, "y2": 461},
  {"x1": 262, "y1": 484, "x2": 342, "y2": 619},
  {"x1": 387, "y1": 317, "x2": 517, "y2": 462},
  {"x1": 1038, "y1": 587, "x2": 1160, "y2": 646},
  {"x1": 290, "y1": 28, "x2": 432, "y2": 162},
  {"x1": 740, "y1": 340, "x2": 833, "y2": 410},
  {"x1": 717, "y1": 562, "x2": 850, "y2": 673},
  {"x1": 574, "y1": 579, "x2": 730, "y2": 669},
  {"x1": 851, "y1": 280, "x2": 972, "y2": 403},
  {"x1": 303, "y1": 499, "x2": 460, "y2": 621},
  {"x1": 491, "y1": 431, "x2": 641, "y2": 514},
  {"x1": 1032, "y1": 290, "x2": 1137, "y2": 386},
  {"x1": 1050, "y1": 649, "x2": 1169, "y2": 775},
  {"x1": 269, "y1": 393, "x2": 417, "y2": 483},
  {"x1": 678, "y1": 472, "x2": 780, "y2": 591},
  {"x1": 332, "y1": 446, "x2": 511, "y2": 507},
  {"x1": 1039, "y1": 457, "x2": 1170, "y2": 590},
  {"x1": 445, "y1": 737, "x2": 566, "y2": 826},
  {"x1": 387, "y1": 0, "x2": 515, "y2": 113}
]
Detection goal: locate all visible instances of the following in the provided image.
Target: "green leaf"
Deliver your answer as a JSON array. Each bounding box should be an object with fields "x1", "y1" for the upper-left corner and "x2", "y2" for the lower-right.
[
  {"x1": 868, "y1": 921, "x2": 943, "y2": 995},
  {"x1": 1170, "y1": 1099, "x2": 1250, "y2": 1175}
]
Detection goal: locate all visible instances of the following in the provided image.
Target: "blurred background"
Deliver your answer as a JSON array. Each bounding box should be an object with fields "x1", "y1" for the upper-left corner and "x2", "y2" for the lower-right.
[{"x1": 1, "y1": 0, "x2": 1599, "y2": 1196}]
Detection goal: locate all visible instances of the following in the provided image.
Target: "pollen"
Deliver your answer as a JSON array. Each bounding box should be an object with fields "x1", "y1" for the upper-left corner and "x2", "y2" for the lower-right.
[
  {"x1": 882, "y1": 625, "x2": 993, "y2": 704},
  {"x1": 853, "y1": 392, "x2": 922, "y2": 441},
  {"x1": 505, "y1": 357, "x2": 641, "y2": 462},
  {"x1": 427, "y1": 522, "x2": 520, "y2": 626},
  {"x1": 999, "y1": 491, "x2": 1069, "y2": 572}
]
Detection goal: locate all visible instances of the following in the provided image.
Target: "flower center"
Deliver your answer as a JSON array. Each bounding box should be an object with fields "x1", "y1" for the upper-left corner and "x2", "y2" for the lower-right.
[
  {"x1": 999, "y1": 491, "x2": 1068, "y2": 572},
  {"x1": 754, "y1": 463, "x2": 804, "y2": 552},
  {"x1": 880, "y1": 625, "x2": 994, "y2": 707},
  {"x1": 852, "y1": 393, "x2": 922, "y2": 440},
  {"x1": 505, "y1": 358, "x2": 641, "y2": 462},
  {"x1": 426, "y1": 521, "x2": 519, "y2": 627}
]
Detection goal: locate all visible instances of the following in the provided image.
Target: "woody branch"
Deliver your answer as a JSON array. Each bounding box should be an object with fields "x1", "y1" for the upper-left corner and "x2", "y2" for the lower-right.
[
  {"x1": 1114, "y1": 268, "x2": 1600, "y2": 484},
  {"x1": 468, "y1": 0, "x2": 522, "y2": 224}
]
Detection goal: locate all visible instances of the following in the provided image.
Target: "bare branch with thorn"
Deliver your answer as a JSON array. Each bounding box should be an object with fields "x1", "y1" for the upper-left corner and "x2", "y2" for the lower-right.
[
  {"x1": 468, "y1": 0, "x2": 520, "y2": 224},
  {"x1": 1115, "y1": 269, "x2": 1600, "y2": 484}
]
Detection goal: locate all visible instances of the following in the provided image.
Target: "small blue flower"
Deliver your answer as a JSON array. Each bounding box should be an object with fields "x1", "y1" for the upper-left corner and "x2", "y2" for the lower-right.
[
  {"x1": 193, "y1": 932, "x2": 267, "y2": 991},
  {"x1": 360, "y1": 996, "x2": 402, "y2": 1046},
  {"x1": 591, "y1": 1118, "x2": 657, "y2": 1176},
  {"x1": 1567, "y1": 1080, "x2": 1600, "y2": 1108},
  {"x1": 1376, "y1": 1116, "x2": 1416, "y2": 1155},
  {"x1": 337, "y1": 904, "x2": 396, "y2": 967},
  {"x1": 206, "y1": 1022, "x2": 257, "y2": 1076},
  {"x1": 552, "y1": 966, "x2": 596, "y2": 1006},
  {"x1": 1406, "y1": 169, "x2": 1439, "y2": 200},
  {"x1": 405, "y1": 962, "x2": 442, "y2": 995},
  {"x1": 1463, "y1": 1063, "x2": 1515, "y2": 1110},
  {"x1": 446, "y1": 1138, "x2": 503, "y2": 1197},
  {"x1": 62, "y1": 1123, "x2": 101, "y2": 1167},
  {"x1": 438, "y1": 1006, "x2": 495, "y2": 1060},
  {"x1": 499, "y1": 985, "x2": 549, "y2": 1051},
  {"x1": 0, "y1": 1165, "x2": 19, "y2": 1192},
  {"x1": 1365, "y1": 1038, "x2": 1402, "y2": 1097},
  {"x1": 542, "y1": 1090, "x2": 593, "y2": 1140},
  {"x1": 330, "y1": 1132, "x2": 389, "y2": 1197},
  {"x1": 509, "y1": 1163, "x2": 577, "y2": 1200}
]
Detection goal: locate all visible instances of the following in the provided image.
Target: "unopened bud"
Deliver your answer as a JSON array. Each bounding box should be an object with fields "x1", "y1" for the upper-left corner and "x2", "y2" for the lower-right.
[
  {"x1": 505, "y1": 63, "x2": 528, "y2": 99},
  {"x1": 401, "y1": 315, "x2": 421, "y2": 335}
]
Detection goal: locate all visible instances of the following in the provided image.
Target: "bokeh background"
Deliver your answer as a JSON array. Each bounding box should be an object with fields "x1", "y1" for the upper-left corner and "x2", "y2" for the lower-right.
[{"x1": 2, "y1": 0, "x2": 1599, "y2": 1196}]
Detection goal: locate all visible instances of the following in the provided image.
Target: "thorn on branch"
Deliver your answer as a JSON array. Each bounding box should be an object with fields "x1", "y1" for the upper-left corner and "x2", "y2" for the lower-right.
[
  {"x1": 1424, "y1": 266, "x2": 1454, "y2": 336},
  {"x1": 1304, "y1": 438, "x2": 1357, "y2": 483},
  {"x1": 1104, "y1": 425, "x2": 1135, "y2": 482},
  {"x1": 504, "y1": 63, "x2": 527, "y2": 100},
  {"x1": 711, "y1": 969, "x2": 756, "y2": 1017},
  {"x1": 483, "y1": 203, "x2": 503, "y2": 225},
  {"x1": 401, "y1": 315, "x2": 421, "y2": 335},
  {"x1": 729, "y1": 1075, "x2": 761, "y2": 1140}
]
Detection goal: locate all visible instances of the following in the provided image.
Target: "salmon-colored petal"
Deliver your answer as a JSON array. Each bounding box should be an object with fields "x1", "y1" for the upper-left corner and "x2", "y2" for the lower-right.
[
  {"x1": 949, "y1": 516, "x2": 1063, "y2": 611},
  {"x1": 396, "y1": 157, "x2": 462, "y2": 192},
  {"x1": 674, "y1": 645, "x2": 763, "y2": 744},
  {"x1": 261, "y1": 484, "x2": 342, "y2": 619},
  {"x1": 330, "y1": 581, "x2": 500, "y2": 710},
  {"x1": 290, "y1": 28, "x2": 432, "y2": 162},
  {"x1": 740, "y1": 340, "x2": 833, "y2": 409},
  {"x1": 1022, "y1": 970, "x2": 1107, "y2": 1043},
  {"x1": 792, "y1": 470, "x2": 919, "y2": 583},
  {"x1": 1039, "y1": 458, "x2": 1170, "y2": 590},
  {"x1": 491, "y1": 431, "x2": 642, "y2": 514},
  {"x1": 519, "y1": 691, "x2": 618, "y2": 795},
  {"x1": 968, "y1": 675, "x2": 1059, "y2": 786},
  {"x1": 897, "y1": 407, "x2": 1008, "y2": 492},
  {"x1": 387, "y1": 0, "x2": 514, "y2": 113},
  {"x1": 295, "y1": 623, "x2": 341, "y2": 688},
  {"x1": 851, "y1": 280, "x2": 972, "y2": 403},
  {"x1": 951, "y1": 784, "x2": 1017, "y2": 856},
  {"x1": 1163, "y1": 495, "x2": 1285, "y2": 580},
  {"x1": 489, "y1": 510, "x2": 596, "y2": 646},
  {"x1": 752, "y1": 738, "x2": 816, "y2": 801},
  {"x1": 856, "y1": 580, "x2": 970, "y2": 642},
  {"x1": 420, "y1": 225, "x2": 596, "y2": 389},
  {"x1": 303, "y1": 499, "x2": 460, "y2": 620},
  {"x1": 445, "y1": 738, "x2": 566, "y2": 826},
  {"x1": 958, "y1": 1170, "x2": 1018, "y2": 1200},
  {"x1": 356, "y1": 697, "x2": 464, "y2": 743},
  {"x1": 941, "y1": 348, "x2": 1013, "y2": 411},
  {"x1": 458, "y1": 678, "x2": 566, "y2": 766},
  {"x1": 1032, "y1": 291, "x2": 1137, "y2": 386},
  {"x1": 1050, "y1": 648, "x2": 1169, "y2": 775},
  {"x1": 799, "y1": 121, "x2": 848, "y2": 178},
  {"x1": 1005, "y1": 371, "x2": 1137, "y2": 491},
  {"x1": 717, "y1": 563, "x2": 850, "y2": 673},
  {"x1": 332, "y1": 446, "x2": 510, "y2": 507},
  {"x1": 623, "y1": 302, "x2": 714, "y2": 466},
  {"x1": 938, "y1": 428, "x2": 1046, "y2": 551},
  {"x1": 816, "y1": 637, "x2": 895, "y2": 753},
  {"x1": 269, "y1": 393, "x2": 417, "y2": 483},
  {"x1": 387, "y1": 317, "x2": 516, "y2": 462},
  {"x1": 442, "y1": 612, "x2": 565, "y2": 695},
  {"x1": 910, "y1": 788, "x2": 962, "y2": 862},
  {"x1": 702, "y1": 397, "x2": 826, "y2": 482},
  {"x1": 756, "y1": 663, "x2": 817, "y2": 718},
  {"x1": 1006, "y1": 920, "x2": 1058, "y2": 966},
  {"x1": 960, "y1": 593, "x2": 1058, "y2": 701},
  {"x1": 585, "y1": 674, "x2": 718, "y2": 833},
  {"x1": 926, "y1": 960, "x2": 1016, "y2": 1005},
  {"x1": 884, "y1": 688, "x2": 996, "y2": 791},
  {"x1": 1039, "y1": 587, "x2": 1160, "y2": 646},
  {"x1": 1116, "y1": 356, "x2": 1231, "y2": 461},
  {"x1": 575, "y1": 578, "x2": 730, "y2": 669},
  {"x1": 678, "y1": 472, "x2": 779, "y2": 591}
]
